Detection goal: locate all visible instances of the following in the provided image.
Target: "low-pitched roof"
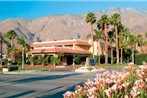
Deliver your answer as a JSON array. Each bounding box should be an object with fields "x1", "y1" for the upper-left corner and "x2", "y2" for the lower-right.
[
  {"x1": 30, "y1": 47, "x2": 91, "y2": 54},
  {"x1": 31, "y1": 39, "x2": 91, "y2": 47}
]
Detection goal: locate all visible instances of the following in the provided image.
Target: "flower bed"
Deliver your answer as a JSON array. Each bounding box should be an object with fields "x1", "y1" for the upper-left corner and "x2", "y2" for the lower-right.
[
  {"x1": 25, "y1": 65, "x2": 55, "y2": 70},
  {"x1": 63, "y1": 63, "x2": 147, "y2": 98}
]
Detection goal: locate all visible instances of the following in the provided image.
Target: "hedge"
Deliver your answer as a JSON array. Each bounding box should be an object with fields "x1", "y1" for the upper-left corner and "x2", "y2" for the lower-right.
[
  {"x1": 3, "y1": 65, "x2": 19, "y2": 71},
  {"x1": 135, "y1": 53, "x2": 147, "y2": 65},
  {"x1": 0, "y1": 67, "x2": 2, "y2": 72}
]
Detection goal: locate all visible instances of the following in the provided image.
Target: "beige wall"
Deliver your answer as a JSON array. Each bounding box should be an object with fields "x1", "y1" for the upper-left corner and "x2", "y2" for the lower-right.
[
  {"x1": 74, "y1": 44, "x2": 90, "y2": 51},
  {"x1": 88, "y1": 39, "x2": 111, "y2": 56}
]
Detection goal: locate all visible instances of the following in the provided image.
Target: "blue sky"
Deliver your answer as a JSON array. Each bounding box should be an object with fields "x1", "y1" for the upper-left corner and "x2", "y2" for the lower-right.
[{"x1": 0, "y1": 0, "x2": 147, "y2": 21}]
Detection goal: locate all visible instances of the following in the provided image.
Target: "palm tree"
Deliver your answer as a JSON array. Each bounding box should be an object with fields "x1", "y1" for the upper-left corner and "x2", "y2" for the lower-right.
[
  {"x1": 86, "y1": 12, "x2": 96, "y2": 57},
  {"x1": 17, "y1": 36, "x2": 27, "y2": 69},
  {"x1": 93, "y1": 29, "x2": 103, "y2": 64},
  {"x1": 108, "y1": 30, "x2": 115, "y2": 64},
  {"x1": 110, "y1": 13, "x2": 121, "y2": 64},
  {"x1": 119, "y1": 28, "x2": 130, "y2": 64},
  {"x1": 5, "y1": 30, "x2": 17, "y2": 47},
  {"x1": 136, "y1": 34, "x2": 144, "y2": 53},
  {"x1": 97, "y1": 14, "x2": 109, "y2": 64},
  {"x1": 128, "y1": 35, "x2": 138, "y2": 63}
]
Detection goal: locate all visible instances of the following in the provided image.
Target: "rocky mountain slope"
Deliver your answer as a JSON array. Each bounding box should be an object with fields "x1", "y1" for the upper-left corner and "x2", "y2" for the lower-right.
[{"x1": 0, "y1": 8, "x2": 147, "y2": 44}]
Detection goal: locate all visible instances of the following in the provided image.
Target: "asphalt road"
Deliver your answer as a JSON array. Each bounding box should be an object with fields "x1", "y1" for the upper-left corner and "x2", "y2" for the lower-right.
[{"x1": 0, "y1": 67, "x2": 123, "y2": 98}]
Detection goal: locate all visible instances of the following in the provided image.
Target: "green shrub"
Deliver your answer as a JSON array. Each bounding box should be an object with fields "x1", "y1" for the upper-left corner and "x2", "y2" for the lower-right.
[
  {"x1": 28, "y1": 55, "x2": 38, "y2": 65},
  {"x1": 0, "y1": 67, "x2": 2, "y2": 72},
  {"x1": 50, "y1": 56, "x2": 60, "y2": 65},
  {"x1": 135, "y1": 53, "x2": 147, "y2": 65},
  {"x1": 38, "y1": 56, "x2": 49, "y2": 66},
  {"x1": 94, "y1": 55, "x2": 99, "y2": 64},
  {"x1": 74, "y1": 55, "x2": 81, "y2": 65},
  {"x1": 15, "y1": 57, "x2": 22, "y2": 65}
]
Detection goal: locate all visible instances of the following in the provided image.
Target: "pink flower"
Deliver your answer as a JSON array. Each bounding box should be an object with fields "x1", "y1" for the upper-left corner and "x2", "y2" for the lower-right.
[
  {"x1": 111, "y1": 84, "x2": 117, "y2": 91},
  {"x1": 122, "y1": 82, "x2": 129, "y2": 87},
  {"x1": 63, "y1": 91, "x2": 75, "y2": 98},
  {"x1": 124, "y1": 95, "x2": 129, "y2": 98},
  {"x1": 128, "y1": 62, "x2": 134, "y2": 66},
  {"x1": 105, "y1": 88, "x2": 112, "y2": 98},
  {"x1": 130, "y1": 89, "x2": 140, "y2": 98}
]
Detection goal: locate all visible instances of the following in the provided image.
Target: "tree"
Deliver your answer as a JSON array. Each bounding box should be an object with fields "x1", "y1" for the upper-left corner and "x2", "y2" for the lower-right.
[
  {"x1": 5, "y1": 30, "x2": 17, "y2": 47},
  {"x1": 86, "y1": 12, "x2": 96, "y2": 57},
  {"x1": 136, "y1": 34, "x2": 144, "y2": 53},
  {"x1": 119, "y1": 28, "x2": 130, "y2": 64},
  {"x1": 97, "y1": 14, "x2": 109, "y2": 64},
  {"x1": 17, "y1": 36, "x2": 28, "y2": 69},
  {"x1": 93, "y1": 29, "x2": 103, "y2": 64},
  {"x1": 110, "y1": 13, "x2": 121, "y2": 64},
  {"x1": 128, "y1": 35, "x2": 138, "y2": 63},
  {"x1": 108, "y1": 30, "x2": 115, "y2": 64}
]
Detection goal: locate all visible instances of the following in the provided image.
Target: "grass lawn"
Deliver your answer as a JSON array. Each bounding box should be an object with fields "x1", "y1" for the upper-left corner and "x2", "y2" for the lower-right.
[
  {"x1": 18, "y1": 67, "x2": 48, "y2": 71},
  {"x1": 97, "y1": 63, "x2": 128, "y2": 67},
  {"x1": 0, "y1": 67, "x2": 2, "y2": 72}
]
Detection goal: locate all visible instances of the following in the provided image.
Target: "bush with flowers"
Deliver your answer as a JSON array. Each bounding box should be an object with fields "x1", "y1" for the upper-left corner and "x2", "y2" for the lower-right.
[{"x1": 63, "y1": 63, "x2": 147, "y2": 98}]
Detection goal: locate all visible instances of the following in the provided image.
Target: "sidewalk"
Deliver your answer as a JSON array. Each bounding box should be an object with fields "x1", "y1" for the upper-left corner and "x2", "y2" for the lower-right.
[{"x1": 2, "y1": 70, "x2": 43, "y2": 74}]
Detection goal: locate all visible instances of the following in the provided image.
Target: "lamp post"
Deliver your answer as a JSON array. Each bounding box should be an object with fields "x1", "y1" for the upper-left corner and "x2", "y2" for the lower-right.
[{"x1": 22, "y1": 47, "x2": 24, "y2": 70}]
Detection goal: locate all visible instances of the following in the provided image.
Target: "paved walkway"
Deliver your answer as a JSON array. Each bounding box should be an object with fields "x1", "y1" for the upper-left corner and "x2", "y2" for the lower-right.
[{"x1": 0, "y1": 66, "x2": 123, "y2": 98}]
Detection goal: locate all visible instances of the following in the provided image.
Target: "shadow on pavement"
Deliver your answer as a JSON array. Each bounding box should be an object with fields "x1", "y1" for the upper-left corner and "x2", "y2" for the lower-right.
[
  {"x1": 36, "y1": 82, "x2": 84, "y2": 98},
  {"x1": 11, "y1": 73, "x2": 81, "y2": 84},
  {"x1": 0, "y1": 92, "x2": 6, "y2": 95},
  {"x1": 6, "y1": 90, "x2": 35, "y2": 98}
]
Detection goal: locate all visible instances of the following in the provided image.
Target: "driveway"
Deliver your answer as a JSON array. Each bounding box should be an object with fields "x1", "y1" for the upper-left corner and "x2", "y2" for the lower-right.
[{"x1": 0, "y1": 67, "x2": 123, "y2": 98}]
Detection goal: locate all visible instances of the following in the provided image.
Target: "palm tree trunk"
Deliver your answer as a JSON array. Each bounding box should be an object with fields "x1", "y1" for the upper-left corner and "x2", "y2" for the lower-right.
[
  {"x1": 111, "y1": 43, "x2": 113, "y2": 64},
  {"x1": 11, "y1": 39, "x2": 13, "y2": 48},
  {"x1": 140, "y1": 46, "x2": 143, "y2": 53},
  {"x1": 22, "y1": 47, "x2": 24, "y2": 70},
  {"x1": 90, "y1": 24, "x2": 94, "y2": 57},
  {"x1": 99, "y1": 54, "x2": 100, "y2": 64},
  {"x1": 115, "y1": 25, "x2": 119, "y2": 64},
  {"x1": 132, "y1": 48, "x2": 134, "y2": 63},
  {"x1": 120, "y1": 48, "x2": 123, "y2": 64},
  {"x1": 105, "y1": 23, "x2": 108, "y2": 64},
  {"x1": 97, "y1": 40, "x2": 101, "y2": 65}
]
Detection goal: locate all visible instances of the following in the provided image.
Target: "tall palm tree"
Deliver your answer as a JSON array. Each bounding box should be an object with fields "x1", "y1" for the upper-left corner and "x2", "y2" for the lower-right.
[
  {"x1": 136, "y1": 34, "x2": 144, "y2": 53},
  {"x1": 128, "y1": 35, "x2": 137, "y2": 63},
  {"x1": 86, "y1": 12, "x2": 96, "y2": 57},
  {"x1": 110, "y1": 13, "x2": 121, "y2": 64},
  {"x1": 119, "y1": 28, "x2": 130, "y2": 64},
  {"x1": 93, "y1": 29, "x2": 103, "y2": 64},
  {"x1": 108, "y1": 30, "x2": 115, "y2": 64},
  {"x1": 97, "y1": 14, "x2": 109, "y2": 64},
  {"x1": 17, "y1": 36, "x2": 27, "y2": 69}
]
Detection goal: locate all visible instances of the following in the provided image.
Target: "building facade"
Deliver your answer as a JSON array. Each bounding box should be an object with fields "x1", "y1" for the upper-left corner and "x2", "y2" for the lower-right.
[
  {"x1": 29, "y1": 39, "x2": 113, "y2": 65},
  {"x1": 30, "y1": 39, "x2": 91, "y2": 65}
]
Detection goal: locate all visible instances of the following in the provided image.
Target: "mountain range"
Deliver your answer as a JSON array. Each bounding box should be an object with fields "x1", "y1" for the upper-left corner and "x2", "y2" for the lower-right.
[{"x1": 0, "y1": 8, "x2": 147, "y2": 44}]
